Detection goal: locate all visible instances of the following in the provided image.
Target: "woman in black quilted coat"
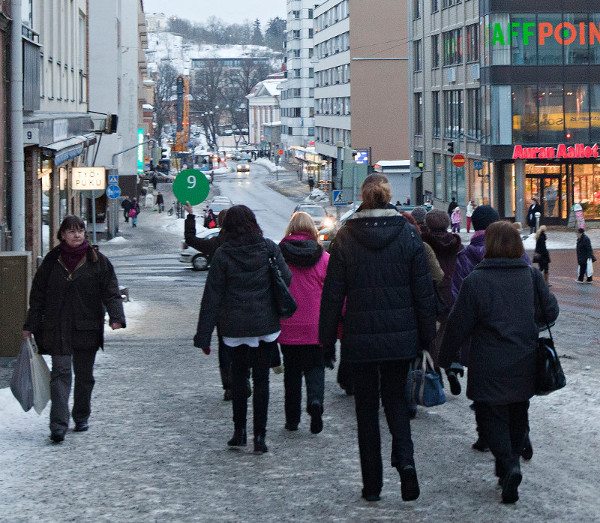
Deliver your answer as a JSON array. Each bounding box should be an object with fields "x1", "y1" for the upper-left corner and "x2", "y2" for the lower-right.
[
  {"x1": 23, "y1": 215, "x2": 125, "y2": 443},
  {"x1": 194, "y1": 205, "x2": 292, "y2": 454},
  {"x1": 319, "y1": 174, "x2": 436, "y2": 503}
]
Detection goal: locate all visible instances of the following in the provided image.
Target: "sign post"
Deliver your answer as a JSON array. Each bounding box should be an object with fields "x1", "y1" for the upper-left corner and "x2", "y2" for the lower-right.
[{"x1": 452, "y1": 154, "x2": 466, "y2": 168}]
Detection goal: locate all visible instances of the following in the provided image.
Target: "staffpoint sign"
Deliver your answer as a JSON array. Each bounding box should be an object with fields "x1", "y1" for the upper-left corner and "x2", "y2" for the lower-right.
[{"x1": 489, "y1": 22, "x2": 600, "y2": 46}]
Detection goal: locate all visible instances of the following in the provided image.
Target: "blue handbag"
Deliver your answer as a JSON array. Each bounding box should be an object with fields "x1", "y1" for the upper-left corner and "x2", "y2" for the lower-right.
[{"x1": 406, "y1": 350, "x2": 446, "y2": 407}]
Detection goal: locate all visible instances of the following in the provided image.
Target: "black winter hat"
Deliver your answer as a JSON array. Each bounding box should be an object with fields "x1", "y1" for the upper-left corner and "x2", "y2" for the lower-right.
[
  {"x1": 411, "y1": 206, "x2": 427, "y2": 225},
  {"x1": 471, "y1": 205, "x2": 500, "y2": 231}
]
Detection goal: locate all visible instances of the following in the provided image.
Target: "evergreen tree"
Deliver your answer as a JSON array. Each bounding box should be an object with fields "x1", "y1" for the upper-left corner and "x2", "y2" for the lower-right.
[{"x1": 251, "y1": 19, "x2": 264, "y2": 46}]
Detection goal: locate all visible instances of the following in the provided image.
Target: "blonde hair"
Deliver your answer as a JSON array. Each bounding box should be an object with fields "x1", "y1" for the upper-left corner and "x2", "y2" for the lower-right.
[
  {"x1": 361, "y1": 174, "x2": 392, "y2": 209},
  {"x1": 535, "y1": 224, "x2": 547, "y2": 241},
  {"x1": 285, "y1": 211, "x2": 319, "y2": 240}
]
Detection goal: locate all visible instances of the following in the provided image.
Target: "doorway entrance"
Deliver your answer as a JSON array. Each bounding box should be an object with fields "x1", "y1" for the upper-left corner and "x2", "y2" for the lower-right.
[{"x1": 525, "y1": 164, "x2": 567, "y2": 225}]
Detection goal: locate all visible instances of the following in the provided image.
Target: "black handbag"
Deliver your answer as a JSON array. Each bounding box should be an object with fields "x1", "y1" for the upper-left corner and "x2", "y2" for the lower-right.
[
  {"x1": 532, "y1": 251, "x2": 542, "y2": 264},
  {"x1": 531, "y1": 269, "x2": 566, "y2": 395},
  {"x1": 265, "y1": 240, "x2": 298, "y2": 319}
]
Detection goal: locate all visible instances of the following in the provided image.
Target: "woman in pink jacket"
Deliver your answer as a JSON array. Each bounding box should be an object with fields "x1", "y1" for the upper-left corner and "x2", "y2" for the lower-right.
[{"x1": 278, "y1": 211, "x2": 331, "y2": 434}]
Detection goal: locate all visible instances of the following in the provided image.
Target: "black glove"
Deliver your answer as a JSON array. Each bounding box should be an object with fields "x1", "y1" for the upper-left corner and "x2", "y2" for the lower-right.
[{"x1": 445, "y1": 363, "x2": 464, "y2": 396}]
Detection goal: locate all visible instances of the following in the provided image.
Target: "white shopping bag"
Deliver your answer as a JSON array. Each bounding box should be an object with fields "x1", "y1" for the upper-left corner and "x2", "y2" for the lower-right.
[
  {"x1": 587, "y1": 258, "x2": 594, "y2": 278},
  {"x1": 29, "y1": 338, "x2": 51, "y2": 414}
]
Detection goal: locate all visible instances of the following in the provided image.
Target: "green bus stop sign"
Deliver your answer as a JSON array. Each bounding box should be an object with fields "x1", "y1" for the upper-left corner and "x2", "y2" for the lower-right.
[{"x1": 172, "y1": 169, "x2": 210, "y2": 205}]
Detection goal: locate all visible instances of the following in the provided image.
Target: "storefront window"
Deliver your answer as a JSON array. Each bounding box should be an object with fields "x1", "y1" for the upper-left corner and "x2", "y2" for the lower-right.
[
  {"x1": 573, "y1": 164, "x2": 600, "y2": 219},
  {"x1": 538, "y1": 84, "x2": 564, "y2": 144},
  {"x1": 537, "y1": 14, "x2": 563, "y2": 65},
  {"x1": 511, "y1": 14, "x2": 537, "y2": 65},
  {"x1": 512, "y1": 85, "x2": 538, "y2": 143},
  {"x1": 590, "y1": 85, "x2": 600, "y2": 142},
  {"x1": 444, "y1": 156, "x2": 464, "y2": 203},
  {"x1": 564, "y1": 85, "x2": 590, "y2": 143}
]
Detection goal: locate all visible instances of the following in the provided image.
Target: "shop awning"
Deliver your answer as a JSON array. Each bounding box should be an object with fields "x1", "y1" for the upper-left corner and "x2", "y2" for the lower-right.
[{"x1": 41, "y1": 133, "x2": 97, "y2": 167}]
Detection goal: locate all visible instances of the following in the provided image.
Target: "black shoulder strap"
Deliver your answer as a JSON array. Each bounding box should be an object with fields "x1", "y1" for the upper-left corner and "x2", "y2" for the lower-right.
[{"x1": 530, "y1": 267, "x2": 553, "y2": 340}]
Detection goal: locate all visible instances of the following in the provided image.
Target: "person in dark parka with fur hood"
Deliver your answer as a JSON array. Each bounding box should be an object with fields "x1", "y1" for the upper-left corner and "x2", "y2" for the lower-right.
[
  {"x1": 439, "y1": 221, "x2": 558, "y2": 504},
  {"x1": 319, "y1": 174, "x2": 436, "y2": 503},
  {"x1": 23, "y1": 215, "x2": 125, "y2": 443}
]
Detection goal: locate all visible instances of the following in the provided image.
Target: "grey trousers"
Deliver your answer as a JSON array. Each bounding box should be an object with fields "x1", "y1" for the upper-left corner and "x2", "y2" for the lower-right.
[{"x1": 50, "y1": 351, "x2": 97, "y2": 432}]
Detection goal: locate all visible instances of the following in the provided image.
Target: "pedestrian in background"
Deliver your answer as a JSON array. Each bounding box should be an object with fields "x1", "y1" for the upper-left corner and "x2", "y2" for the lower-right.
[
  {"x1": 410, "y1": 206, "x2": 428, "y2": 234},
  {"x1": 421, "y1": 210, "x2": 462, "y2": 374},
  {"x1": 576, "y1": 228, "x2": 596, "y2": 283},
  {"x1": 184, "y1": 203, "x2": 240, "y2": 401},
  {"x1": 156, "y1": 192, "x2": 164, "y2": 213},
  {"x1": 151, "y1": 172, "x2": 158, "y2": 190},
  {"x1": 447, "y1": 197, "x2": 458, "y2": 217},
  {"x1": 320, "y1": 174, "x2": 436, "y2": 502},
  {"x1": 22, "y1": 215, "x2": 125, "y2": 443},
  {"x1": 278, "y1": 211, "x2": 331, "y2": 434},
  {"x1": 194, "y1": 205, "x2": 292, "y2": 454},
  {"x1": 121, "y1": 195, "x2": 132, "y2": 223},
  {"x1": 466, "y1": 200, "x2": 476, "y2": 232},
  {"x1": 526, "y1": 198, "x2": 541, "y2": 234},
  {"x1": 440, "y1": 221, "x2": 559, "y2": 504},
  {"x1": 534, "y1": 225, "x2": 551, "y2": 287},
  {"x1": 451, "y1": 206, "x2": 462, "y2": 233},
  {"x1": 130, "y1": 198, "x2": 140, "y2": 228},
  {"x1": 204, "y1": 209, "x2": 217, "y2": 229}
]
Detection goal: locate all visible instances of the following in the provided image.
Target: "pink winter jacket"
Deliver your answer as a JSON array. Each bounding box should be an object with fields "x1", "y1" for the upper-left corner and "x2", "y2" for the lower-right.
[{"x1": 278, "y1": 232, "x2": 330, "y2": 345}]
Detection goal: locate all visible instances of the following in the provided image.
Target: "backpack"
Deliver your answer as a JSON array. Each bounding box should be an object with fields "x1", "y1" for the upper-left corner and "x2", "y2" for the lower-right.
[{"x1": 128, "y1": 209, "x2": 137, "y2": 218}]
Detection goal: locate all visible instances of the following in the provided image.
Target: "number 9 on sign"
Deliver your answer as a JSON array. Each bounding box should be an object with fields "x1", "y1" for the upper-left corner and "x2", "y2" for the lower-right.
[{"x1": 173, "y1": 169, "x2": 210, "y2": 205}]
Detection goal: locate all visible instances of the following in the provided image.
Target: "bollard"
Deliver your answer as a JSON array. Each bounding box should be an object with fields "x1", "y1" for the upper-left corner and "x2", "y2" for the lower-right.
[{"x1": 535, "y1": 211, "x2": 541, "y2": 232}]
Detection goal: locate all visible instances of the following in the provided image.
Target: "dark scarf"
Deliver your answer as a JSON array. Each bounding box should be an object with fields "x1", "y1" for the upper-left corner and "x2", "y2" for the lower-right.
[{"x1": 59, "y1": 241, "x2": 89, "y2": 273}]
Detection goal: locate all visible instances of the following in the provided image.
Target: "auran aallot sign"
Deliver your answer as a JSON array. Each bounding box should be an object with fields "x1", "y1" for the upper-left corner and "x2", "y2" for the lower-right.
[{"x1": 512, "y1": 144, "x2": 599, "y2": 159}]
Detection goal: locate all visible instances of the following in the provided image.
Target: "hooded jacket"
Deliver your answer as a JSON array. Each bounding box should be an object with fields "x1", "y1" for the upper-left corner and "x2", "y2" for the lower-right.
[
  {"x1": 576, "y1": 232, "x2": 595, "y2": 265},
  {"x1": 278, "y1": 232, "x2": 330, "y2": 345},
  {"x1": 422, "y1": 229, "x2": 462, "y2": 307},
  {"x1": 194, "y1": 233, "x2": 292, "y2": 348},
  {"x1": 319, "y1": 209, "x2": 436, "y2": 363},
  {"x1": 440, "y1": 259, "x2": 559, "y2": 404},
  {"x1": 23, "y1": 245, "x2": 125, "y2": 355}
]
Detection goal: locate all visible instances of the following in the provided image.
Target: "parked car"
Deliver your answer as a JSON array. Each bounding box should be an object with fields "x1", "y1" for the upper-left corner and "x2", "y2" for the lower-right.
[
  {"x1": 236, "y1": 161, "x2": 250, "y2": 173},
  {"x1": 179, "y1": 228, "x2": 221, "y2": 271},
  {"x1": 211, "y1": 196, "x2": 233, "y2": 205},
  {"x1": 205, "y1": 202, "x2": 232, "y2": 216},
  {"x1": 293, "y1": 203, "x2": 334, "y2": 230}
]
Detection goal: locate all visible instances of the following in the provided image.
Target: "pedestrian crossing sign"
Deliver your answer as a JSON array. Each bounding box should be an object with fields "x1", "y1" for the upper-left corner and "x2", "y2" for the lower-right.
[
  {"x1": 333, "y1": 190, "x2": 347, "y2": 206},
  {"x1": 108, "y1": 174, "x2": 119, "y2": 185}
]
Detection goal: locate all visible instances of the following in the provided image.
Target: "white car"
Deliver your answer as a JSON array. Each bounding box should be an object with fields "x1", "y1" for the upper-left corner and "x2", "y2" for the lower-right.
[
  {"x1": 293, "y1": 204, "x2": 334, "y2": 230},
  {"x1": 211, "y1": 196, "x2": 233, "y2": 205},
  {"x1": 179, "y1": 228, "x2": 221, "y2": 271}
]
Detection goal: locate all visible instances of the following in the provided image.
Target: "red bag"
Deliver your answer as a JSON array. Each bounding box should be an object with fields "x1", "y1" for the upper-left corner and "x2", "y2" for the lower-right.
[
  {"x1": 208, "y1": 219, "x2": 216, "y2": 228},
  {"x1": 128, "y1": 209, "x2": 137, "y2": 218}
]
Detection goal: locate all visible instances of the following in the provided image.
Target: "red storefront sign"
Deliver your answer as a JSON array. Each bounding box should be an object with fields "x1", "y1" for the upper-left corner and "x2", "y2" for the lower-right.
[{"x1": 512, "y1": 143, "x2": 599, "y2": 159}]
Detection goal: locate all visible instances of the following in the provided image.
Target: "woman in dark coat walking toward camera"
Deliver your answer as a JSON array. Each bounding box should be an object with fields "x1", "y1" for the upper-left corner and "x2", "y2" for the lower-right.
[
  {"x1": 440, "y1": 221, "x2": 558, "y2": 504},
  {"x1": 320, "y1": 174, "x2": 436, "y2": 503},
  {"x1": 23, "y1": 215, "x2": 125, "y2": 443},
  {"x1": 194, "y1": 205, "x2": 292, "y2": 454},
  {"x1": 535, "y1": 225, "x2": 551, "y2": 286}
]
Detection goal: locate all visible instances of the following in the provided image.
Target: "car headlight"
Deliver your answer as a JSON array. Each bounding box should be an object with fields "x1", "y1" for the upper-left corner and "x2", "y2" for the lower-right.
[{"x1": 323, "y1": 217, "x2": 334, "y2": 228}]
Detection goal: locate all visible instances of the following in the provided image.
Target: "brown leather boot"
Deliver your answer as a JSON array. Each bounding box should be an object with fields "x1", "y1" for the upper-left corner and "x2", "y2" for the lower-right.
[{"x1": 543, "y1": 272, "x2": 552, "y2": 287}]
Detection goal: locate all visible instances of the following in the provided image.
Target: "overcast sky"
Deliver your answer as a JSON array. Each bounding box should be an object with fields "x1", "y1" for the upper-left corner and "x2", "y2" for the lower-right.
[{"x1": 143, "y1": 0, "x2": 286, "y2": 26}]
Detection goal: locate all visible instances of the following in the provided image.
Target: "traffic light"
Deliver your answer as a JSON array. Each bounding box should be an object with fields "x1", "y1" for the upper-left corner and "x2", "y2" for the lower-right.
[
  {"x1": 104, "y1": 114, "x2": 118, "y2": 134},
  {"x1": 415, "y1": 160, "x2": 424, "y2": 170},
  {"x1": 447, "y1": 142, "x2": 455, "y2": 154}
]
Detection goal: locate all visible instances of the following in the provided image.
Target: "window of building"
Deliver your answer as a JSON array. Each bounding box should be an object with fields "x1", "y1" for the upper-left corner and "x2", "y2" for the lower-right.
[
  {"x1": 538, "y1": 84, "x2": 564, "y2": 143},
  {"x1": 490, "y1": 85, "x2": 512, "y2": 144},
  {"x1": 415, "y1": 93, "x2": 423, "y2": 135},
  {"x1": 414, "y1": 40, "x2": 422, "y2": 72},
  {"x1": 433, "y1": 91, "x2": 441, "y2": 136},
  {"x1": 308, "y1": 8, "x2": 313, "y2": 19},
  {"x1": 444, "y1": 89, "x2": 463, "y2": 138},
  {"x1": 537, "y1": 14, "x2": 563, "y2": 66},
  {"x1": 292, "y1": 10, "x2": 300, "y2": 19},
  {"x1": 432, "y1": 0, "x2": 439, "y2": 13},
  {"x1": 413, "y1": 0, "x2": 421, "y2": 20},
  {"x1": 433, "y1": 154, "x2": 442, "y2": 198},
  {"x1": 467, "y1": 88, "x2": 481, "y2": 139},
  {"x1": 564, "y1": 85, "x2": 590, "y2": 142},
  {"x1": 466, "y1": 24, "x2": 479, "y2": 62},
  {"x1": 294, "y1": 68, "x2": 301, "y2": 78},
  {"x1": 510, "y1": 13, "x2": 537, "y2": 65},
  {"x1": 309, "y1": 28, "x2": 314, "y2": 38},
  {"x1": 432, "y1": 34, "x2": 440, "y2": 68},
  {"x1": 442, "y1": 0, "x2": 462, "y2": 7},
  {"x1": 292, "y1": 30, "x2": 300, "y2": 39},
  {"x1": 443, "y1": 29, "x2": 462, "y2": 66}
]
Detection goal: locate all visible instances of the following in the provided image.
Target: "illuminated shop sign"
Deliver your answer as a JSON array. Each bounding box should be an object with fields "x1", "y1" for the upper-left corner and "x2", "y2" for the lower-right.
[
  {"x1": 489, "y1": 22, "x2": 600, "y2": 46},
  {"x1": 512, "y1": 143, "x2": 599, "y2": 159}
]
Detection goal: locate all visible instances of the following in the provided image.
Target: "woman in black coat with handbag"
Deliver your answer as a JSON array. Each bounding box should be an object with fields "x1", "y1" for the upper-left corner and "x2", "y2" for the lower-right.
[
  {"x1": 534, "y1": 225, "x2": 551, "y2": 286},
  {"x1": 23, "y1": 215, "x2": 125, "y2": 443},
  {"x1": 440, "y1": 221, "x2": 559, "y2": 504},
  {"x1": 194, "y1": 205, "x2": 292, "y2": 454},
  {"x1": 319, "y1": 174, "x2": 437, "y2": 503}
]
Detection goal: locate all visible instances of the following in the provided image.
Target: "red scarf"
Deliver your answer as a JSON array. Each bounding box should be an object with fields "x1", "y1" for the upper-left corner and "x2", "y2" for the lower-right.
[{"x1": 59, "y1": 241, "x2": 89, "y2": 273}]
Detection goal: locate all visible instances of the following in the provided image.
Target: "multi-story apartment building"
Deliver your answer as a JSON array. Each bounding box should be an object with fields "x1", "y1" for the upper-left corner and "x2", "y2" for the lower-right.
[
  {"x1": 246, "y1": 72, "x2": 284, "y2": 149},
  {"x1": 313, "y1": 0, "x2": 351, "y2": 177},
  {"x1": 89, "y1": 0, "x2": 150, "y2": 216},
  {"x1": 280, "y1": 1, "x2": 315, "y2": 151},
  {"x1": 413, "y1": 0, "x2": 600, "y2": 225}
]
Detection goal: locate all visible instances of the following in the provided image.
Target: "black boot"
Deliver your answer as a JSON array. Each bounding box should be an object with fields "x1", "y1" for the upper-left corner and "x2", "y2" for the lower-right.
[
  {"x1": 227, "y1": 428, "x2": 247, "y2": 447},
  {"x1": 308, "y1": 402, "x2": 323, "y2": 434},
  {"x1": 253, "y1": 434, "x2": 268, "y2": 454},
  {"x1": 521, "y1": 434, "x2": 533, "y2": 460},
  {"x1": 399, "y1": 465, "x2": 420, "y2": 501}
]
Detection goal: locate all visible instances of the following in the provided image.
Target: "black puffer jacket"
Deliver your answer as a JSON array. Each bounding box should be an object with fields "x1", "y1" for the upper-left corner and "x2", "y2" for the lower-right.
[
  {"x1": 194, "y1": 233, "x2": 292, "y2": 348},
  {"x1": 535, "y1": 231, "x2": 550, "y2": 264},
  {"x1": 319, "y1": 209, "x2": 436, "y2": 363},
  {"x1": 23, "y1": 245, "x2": 125, "y2": 355},
  {"x1": 576, "y1": 232, "x2": 595, "y2": 265},
  {"x1": 439, "y1": 259, "x2": 559, "y2": 404}
]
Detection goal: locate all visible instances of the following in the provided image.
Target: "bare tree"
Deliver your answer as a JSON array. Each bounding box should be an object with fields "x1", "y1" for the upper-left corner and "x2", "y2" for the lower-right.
[
  {"x1": 152, "y1": 62, "x2": 178, "y2": 143},
  {"x1": 190, "y1": 59, "x2": 226, "y2": 150}
]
